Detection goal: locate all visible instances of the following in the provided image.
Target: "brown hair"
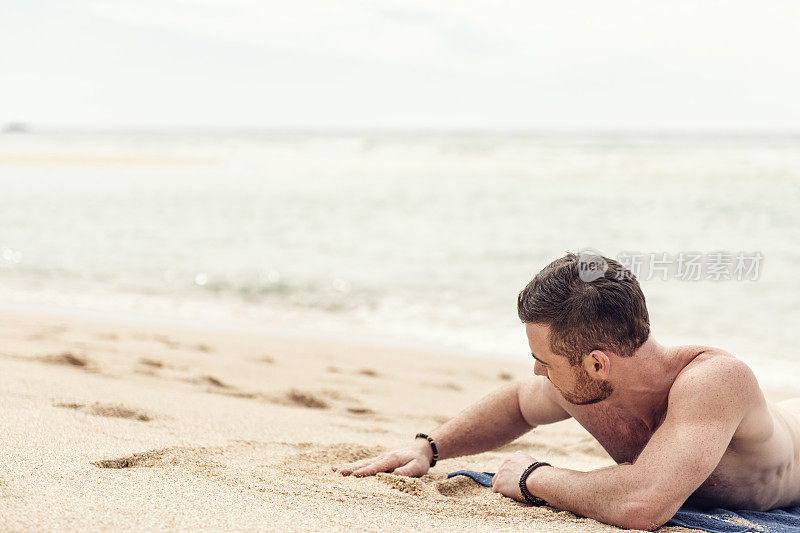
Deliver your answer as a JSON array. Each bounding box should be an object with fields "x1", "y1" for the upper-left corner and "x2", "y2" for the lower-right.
[{"x1": 517, "y1": 252, "x2": 650, "y2": 365}]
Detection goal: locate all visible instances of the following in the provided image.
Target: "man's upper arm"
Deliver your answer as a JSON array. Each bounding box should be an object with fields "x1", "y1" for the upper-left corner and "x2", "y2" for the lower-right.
[
  {"x1": 517, "y1": 375, "x2": 572, "y2": 427},
  {"x1": 627, "y1": 358, "x2": 758, "y2": 519}
]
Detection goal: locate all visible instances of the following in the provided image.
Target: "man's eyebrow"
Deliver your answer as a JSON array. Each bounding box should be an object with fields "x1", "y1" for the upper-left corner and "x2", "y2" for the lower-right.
[{"x1": 531, "y1": 352, "x2": 548, "y2": 365}]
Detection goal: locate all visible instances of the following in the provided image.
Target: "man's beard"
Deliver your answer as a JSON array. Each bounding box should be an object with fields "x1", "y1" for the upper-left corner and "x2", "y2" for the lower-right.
[{"x1": 559, "y1": 364, "x2": 613, "y2": 405}]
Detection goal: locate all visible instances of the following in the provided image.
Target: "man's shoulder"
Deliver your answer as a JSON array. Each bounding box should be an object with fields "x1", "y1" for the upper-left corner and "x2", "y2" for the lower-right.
[
  {"x1": 668, "y1": 348, "x2": 760, "y2": 412},
  {"x1": 668, "y1": 348, "x2": 774, "y2": 444}
]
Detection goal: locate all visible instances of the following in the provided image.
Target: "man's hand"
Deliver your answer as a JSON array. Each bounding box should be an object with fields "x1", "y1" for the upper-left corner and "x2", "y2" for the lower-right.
[
  {"x1": 332, "y1": 439, "x2": 433, "y2": 477},
  {"x1": 491, "y1": 451, "x2": 537, "y2": 502}
]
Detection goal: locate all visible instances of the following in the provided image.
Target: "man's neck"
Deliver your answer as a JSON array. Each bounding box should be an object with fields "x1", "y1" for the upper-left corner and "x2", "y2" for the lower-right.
[{"x1": 605, "y1": 337, "x2": 682, "y2": 430}]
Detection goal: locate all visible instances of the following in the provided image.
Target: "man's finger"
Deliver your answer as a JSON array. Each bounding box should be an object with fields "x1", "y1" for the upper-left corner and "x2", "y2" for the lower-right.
[
  {"x1": 335, "y1": 457, "x2": 378, "y2": 475},
  {"x1": 337, "y1": 460, "x2": 375, "y2": 475},
  {"x1": 352, "y1": 455, "x2": 399, "y2": 477},
  {"x1": 392, "y1": 458, "x2": 423, "y2": 477}
]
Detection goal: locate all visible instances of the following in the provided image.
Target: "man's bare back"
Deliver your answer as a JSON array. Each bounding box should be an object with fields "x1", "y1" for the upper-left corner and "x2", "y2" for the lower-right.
[{"x1": 551, "y1": 346, "x2": 800, "y2": 510}]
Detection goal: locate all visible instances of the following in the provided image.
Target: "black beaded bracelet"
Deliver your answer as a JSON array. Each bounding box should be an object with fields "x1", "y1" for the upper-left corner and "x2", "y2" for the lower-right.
[
  {"x1": 519, "y1": 461, "x2": 550, "y2": 506},
  {"x1": 414, "y1": 433, "x2": 439, "y2": 467}
]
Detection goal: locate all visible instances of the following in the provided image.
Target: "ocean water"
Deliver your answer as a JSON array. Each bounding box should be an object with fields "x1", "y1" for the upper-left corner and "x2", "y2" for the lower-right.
[{"x1": 1, "y1": 131, "x2": 799, "y2": 390}]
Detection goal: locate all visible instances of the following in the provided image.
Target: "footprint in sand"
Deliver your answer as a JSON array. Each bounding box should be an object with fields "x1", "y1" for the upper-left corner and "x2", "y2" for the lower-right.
[
  {"x1": 188, "y1": 380, "x2": 333, "y2": 409},
  {"x1": 196, "y1": 375, "x2": 229, "y2": 388},
  {"x1": 274, "y1": 389, "x2": 375, "y2": 416},
  {"x1": 88, "y1": 404, "x2": 151, "y2": 422},
  {"x1": 93, "y1": 451, "x2": 161, "y2": 469},
  {"x1": 284, "y1": 390, "x2": 329, "y2": 409},
  {"x1": 190, "y1": 375, "x2": 258, "y2": 399},
  {"x1": 187, "y1": 375, "x2": 328, "y2": 405},
  {"x1": 345, "y1": 407, "x2": 375, "y2": 415},
  {"x1": 54, "y1": 401, "x2": 151, "y2": 422},
  {"x1": 39, "y1": 352, "x2": 94, "y2": 370},
  {"x1": 92, "y1": 446, "x2": 216, "y2": 469}
]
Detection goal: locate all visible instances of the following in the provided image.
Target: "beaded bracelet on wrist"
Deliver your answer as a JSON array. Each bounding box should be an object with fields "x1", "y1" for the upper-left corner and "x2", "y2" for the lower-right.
[
  {"x1": 414, "y1": 432, "x2": 439, "y2": 467},
  {"x1": 519, "y1": 461, "x2": 550, "y2": 506}
]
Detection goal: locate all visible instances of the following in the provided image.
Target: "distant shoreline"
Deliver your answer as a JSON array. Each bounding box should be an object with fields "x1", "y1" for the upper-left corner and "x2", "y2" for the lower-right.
[{"x1": 4, "y1": 127, "x2": 800, "y2": 139}]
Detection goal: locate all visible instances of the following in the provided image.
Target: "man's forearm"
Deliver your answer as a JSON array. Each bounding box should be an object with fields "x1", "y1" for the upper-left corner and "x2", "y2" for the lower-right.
[
  {"x1": 426, "y1": 383, "x2": 533, "y2": 461},
  {"x1": 528, "y1": 464, "x2": 668, "y2": 530}
]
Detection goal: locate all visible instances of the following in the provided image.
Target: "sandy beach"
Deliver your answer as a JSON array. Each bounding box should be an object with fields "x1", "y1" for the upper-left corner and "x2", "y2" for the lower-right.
[
  {"x1": 0, "y1": 309, "x2": 704, "y2": 532},
  {"x1": 4, "y1": 0, "x2": 799, "y2": 528}
]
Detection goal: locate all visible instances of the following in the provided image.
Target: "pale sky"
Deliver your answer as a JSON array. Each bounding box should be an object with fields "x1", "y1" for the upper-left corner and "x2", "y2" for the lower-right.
[{"x1": 2, "y1": 0, "x2": 800, "y2": 131}]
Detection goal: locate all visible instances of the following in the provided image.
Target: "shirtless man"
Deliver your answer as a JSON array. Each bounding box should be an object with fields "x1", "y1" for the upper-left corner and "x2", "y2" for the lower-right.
[{"x1": 333, "y1": 253, "x2": 800, "y2": 530}]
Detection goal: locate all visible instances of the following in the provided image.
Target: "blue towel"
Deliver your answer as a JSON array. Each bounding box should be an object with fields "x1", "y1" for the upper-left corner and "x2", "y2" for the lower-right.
[{"x1": 447, "y1": 470, "x2": 800, "y2": 532}]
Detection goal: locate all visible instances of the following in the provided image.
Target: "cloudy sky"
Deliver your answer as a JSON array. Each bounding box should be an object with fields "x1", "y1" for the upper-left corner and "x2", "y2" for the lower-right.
[{"x1": 2, "y1": 0, "x2": 799, "y2": 130}]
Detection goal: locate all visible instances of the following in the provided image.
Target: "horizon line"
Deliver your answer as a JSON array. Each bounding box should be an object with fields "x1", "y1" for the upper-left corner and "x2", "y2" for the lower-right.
[{"x1": 4, "y1": 124, "x2": 800, "y2": 138}]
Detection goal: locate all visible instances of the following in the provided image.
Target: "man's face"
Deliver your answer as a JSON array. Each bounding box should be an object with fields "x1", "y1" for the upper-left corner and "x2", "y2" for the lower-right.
[{"x1": 525, "y1": 323, "x2": 613, "y2": 405}]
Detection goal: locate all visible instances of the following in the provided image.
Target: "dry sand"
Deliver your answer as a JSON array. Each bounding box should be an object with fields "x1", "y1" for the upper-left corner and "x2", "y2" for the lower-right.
[{"x1": 0, "y1": 310, "x2": 697, "y2": 532}]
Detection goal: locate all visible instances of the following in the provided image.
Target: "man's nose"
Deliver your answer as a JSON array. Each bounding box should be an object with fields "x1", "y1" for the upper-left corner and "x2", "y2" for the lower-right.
[{"x1": 533, "y1": 361, "x2": 546, "y2": 377}]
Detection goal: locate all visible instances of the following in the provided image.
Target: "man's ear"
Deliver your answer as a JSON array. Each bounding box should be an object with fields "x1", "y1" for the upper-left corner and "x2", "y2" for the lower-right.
[{"x1": 583, "y1": 349, "x2": 610, "y2": 379}]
